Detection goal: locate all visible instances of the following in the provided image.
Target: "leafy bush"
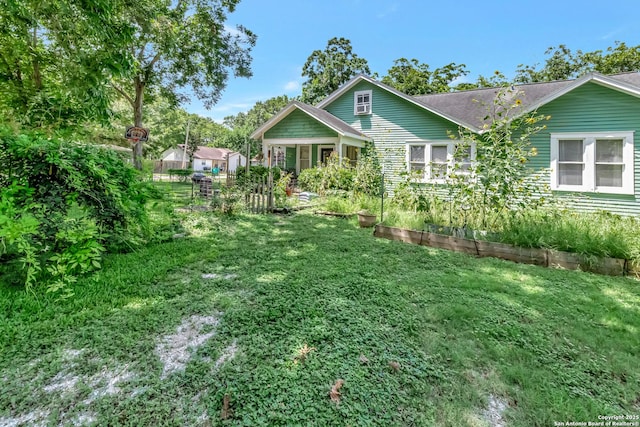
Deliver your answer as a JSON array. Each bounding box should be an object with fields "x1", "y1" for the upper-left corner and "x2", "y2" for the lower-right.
[
  {"x1": 0, "y1": 128, "x2": 157, "y2": 292},
  {"x1": 297, "y1": 153, "x2": 354, "y2": 195},
  {"x1": 324, "y1": 196, "x2": 358, "y2": 214},
  {"x1": 297, "y1": 167, "x2": 322, "y2": 193},
  {"x1": 273, "y1": 173, "x2": 292, "y2": 208},
  {"x1": 447, "y1": 87, "x2": 550, "y2": 229},
  {"x1": 353, "y1": 144, "x2": 382, "y2": 196}
]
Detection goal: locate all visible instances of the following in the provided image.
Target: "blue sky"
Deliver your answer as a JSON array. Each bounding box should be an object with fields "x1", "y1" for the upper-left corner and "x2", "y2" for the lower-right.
[{"x1": 186, "y1": 0, "x2": 640, "y2": 123}]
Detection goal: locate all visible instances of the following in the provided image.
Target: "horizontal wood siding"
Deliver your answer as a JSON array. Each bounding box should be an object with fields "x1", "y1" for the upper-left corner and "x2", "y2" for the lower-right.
[
  {"x1": 530, "y1": 82, "x2": 640, "y2": 215},
  {"x1": 264, "y1": 109, "x2": 337, "y2": 139},
  {"x1": 323, "y1": 81, "x2": 458, "y2": 190}
]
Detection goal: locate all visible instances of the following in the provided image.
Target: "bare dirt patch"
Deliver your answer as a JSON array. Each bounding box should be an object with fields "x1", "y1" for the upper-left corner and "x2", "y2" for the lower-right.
[
  {"x1": 83, "y1": 367, "x2": 136, "y2": 405},
  {"x1": 214, "y1": 339, "x2": 238, "y2": 370},
  {"x1": 201, "y1": 273, "x2": 238, "y2": 280},
  {"x1": 155, "y1": 313, "x2": 222, "y2": 378},
  {"x1": 1, "y1": 348, "x2": 136, "y2": 427},
  {"x1": 42, "y1": 349, "x2": 84, "y2": 394},
  {"x1": 0, "y1": 409, "x2": 49, "y2": 427},
  {"x1": 481, "y1": 394, "x2": 508, "y2": 427}
]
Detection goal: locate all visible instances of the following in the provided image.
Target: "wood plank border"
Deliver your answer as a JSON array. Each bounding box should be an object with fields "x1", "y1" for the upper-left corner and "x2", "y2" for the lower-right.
[{"x1": 373, "y1": 224, "x2": 628, "y2": 277}]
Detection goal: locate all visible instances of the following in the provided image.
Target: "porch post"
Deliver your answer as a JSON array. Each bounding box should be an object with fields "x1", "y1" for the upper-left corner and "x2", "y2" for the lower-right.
[{"x1": 337, "y1": 140, "x2": 343, "y2": 162}]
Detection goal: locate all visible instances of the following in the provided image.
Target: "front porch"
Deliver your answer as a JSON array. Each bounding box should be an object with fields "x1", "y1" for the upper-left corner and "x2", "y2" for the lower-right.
[
  {"x1": 250, "y1": 100, "x2": 372, "y2": 175},
  {"x1": 263, "y1": 137, "x2": 364, "y2": 174}
]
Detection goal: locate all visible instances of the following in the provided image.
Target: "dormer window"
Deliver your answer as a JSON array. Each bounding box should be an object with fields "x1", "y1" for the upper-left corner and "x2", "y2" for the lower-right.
[{"x1": 354, "y1": 90, "x2": 372, "y2": 115}]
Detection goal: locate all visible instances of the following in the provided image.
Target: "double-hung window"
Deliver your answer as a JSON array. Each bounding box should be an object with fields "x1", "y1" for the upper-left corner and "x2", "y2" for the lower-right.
[
  {"x1": 550, "y1": 132, "x2": 634, "y2": 194},
  {"x1": 407, "y1": 141, "x2": 474, "y2": 182},
  {"x1": 354, "y1": 90, "x2": 372, "y2": 115}
]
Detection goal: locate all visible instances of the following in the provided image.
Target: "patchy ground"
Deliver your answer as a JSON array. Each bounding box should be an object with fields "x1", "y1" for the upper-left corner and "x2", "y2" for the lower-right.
[
  {"x1": 1, "y1": 212, "x2": 639, "y2": 426},
  {"x1": 1, "y1": 308, "x2": 238, "y2": 427},
  {"x1": 155, "y1": 313, "x2": 222, "y2": 378}
]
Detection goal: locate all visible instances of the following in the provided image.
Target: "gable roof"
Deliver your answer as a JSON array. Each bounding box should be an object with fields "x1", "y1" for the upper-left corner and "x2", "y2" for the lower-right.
[
  {"x1": 317, "y1": 74, "x2": 481, "y2": 132},
  {"x1": 177, "y1": 145, "x2": 239, "y2": 160},
  {"x1": 414, "y1": 72, "x2": 640, "y2": 130},
  {"x1": 317, "y1": 72, "x2": 640, "y2": 133},
  {"x1": 250, "y1": 100, "x2": 371, "y2": 141}
]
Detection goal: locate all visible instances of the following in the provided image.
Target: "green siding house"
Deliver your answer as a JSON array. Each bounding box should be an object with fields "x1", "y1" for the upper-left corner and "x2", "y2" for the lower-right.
[{"x1": 250, "y1": 72, "x2": 640, "y2": 215}]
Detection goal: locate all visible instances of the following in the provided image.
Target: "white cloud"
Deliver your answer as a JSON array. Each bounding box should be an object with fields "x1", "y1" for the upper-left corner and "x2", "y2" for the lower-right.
[
  {"x1": 284, "y1": 80, "x2": 300, "y2": 92},
  {"x1": 210, "y1": 102, "x2": 255, "y2": 113}
]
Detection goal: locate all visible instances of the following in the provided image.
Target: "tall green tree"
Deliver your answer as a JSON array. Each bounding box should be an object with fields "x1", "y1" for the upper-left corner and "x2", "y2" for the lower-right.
[
  {"x1": 223, "y1": 95, "x2": 290, "y2": 131},
  {"x1": 514, "y1": 42, "x2": 640, "y2": 83},
  {"x1": 108, "y1": 0, "x2": 256, "y2": 169},
  {"x1": 381, "y1": 58, "x2": 469, "y2": 95},
  {"x1": 300, "y1": 37, "x2": 370, "y2": 105},
  {"x1": 0, "y1": 1, "x2": 132, "y2": 130},
  {"x1": 220, "y1": 94, "x2": 290, "y2": 156}
]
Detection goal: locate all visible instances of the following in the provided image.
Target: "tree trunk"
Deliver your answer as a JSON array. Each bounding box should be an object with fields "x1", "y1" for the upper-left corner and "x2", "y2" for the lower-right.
[
  {"x1": 32, "y1": 26, "x2": 42, "y2": 91},
  {"x1": 132, "y1": 77, "x2": 145, "y2": 170}
]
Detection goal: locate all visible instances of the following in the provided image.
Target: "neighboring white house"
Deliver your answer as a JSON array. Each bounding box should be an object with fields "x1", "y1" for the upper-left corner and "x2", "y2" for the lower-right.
[{"x1": 160, "y1": 145, "x2": 247, "y2": 172}]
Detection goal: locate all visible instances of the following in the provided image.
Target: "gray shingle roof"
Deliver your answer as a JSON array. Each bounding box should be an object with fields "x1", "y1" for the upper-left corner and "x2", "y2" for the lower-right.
[
  {"x1": 291, "y1": 101, "x2": 370, "y2": 139},
  {"x1": 413, "y1": 72, "x2": 640, "y2": 129}
]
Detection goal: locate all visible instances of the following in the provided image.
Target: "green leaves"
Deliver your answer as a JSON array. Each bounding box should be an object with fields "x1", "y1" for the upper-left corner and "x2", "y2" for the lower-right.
[
  {"x1": 0, "y1": 128, "x2": 158, "y2": 292},
  {"x1": 301, "y1": 38, "x2": 371, "y2": 105},
  {"x1": 514, "y1": 42, "x2": 640, "y2": 84},
  {"x1": 446, "y1": 87, "x2": 550, "y2": 229},
  {"x1": 381, "y1": 58, "x2": 470, "y2": 95}
]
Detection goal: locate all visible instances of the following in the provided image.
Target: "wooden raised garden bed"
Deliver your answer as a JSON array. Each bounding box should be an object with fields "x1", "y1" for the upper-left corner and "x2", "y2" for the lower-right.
[
  {"x1": 314, "y1": 210, "x2": 356, "y2": 218},
  {"x1": 374, "y1": 224, "x2": 630, "y2": 277}
]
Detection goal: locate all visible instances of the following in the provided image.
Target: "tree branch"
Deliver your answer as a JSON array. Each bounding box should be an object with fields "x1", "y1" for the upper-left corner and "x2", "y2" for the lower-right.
[
  {"x1": 136, "y1": 43, "x2": 147, "y2": 62},
  {"x1": 110, "y1": 83, "x2": 134, "y2": 107},
  {"x1": 143, "y1": 52, "x2": 161, "y2": 81}
]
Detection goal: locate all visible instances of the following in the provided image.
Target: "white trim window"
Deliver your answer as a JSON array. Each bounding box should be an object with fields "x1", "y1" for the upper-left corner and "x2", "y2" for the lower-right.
[
  {"x1": 550, "y1": 132, "x2": 635, "y2": 194},
  {"x1": 407, "y1": 141, "x2": 474, "y2": 182},
  {"x1": 272, "y1": 146, "x2": 287, "y2": 168},
  {"x1": 354, "y1": 90, "x2": 372, "y2": 115}
]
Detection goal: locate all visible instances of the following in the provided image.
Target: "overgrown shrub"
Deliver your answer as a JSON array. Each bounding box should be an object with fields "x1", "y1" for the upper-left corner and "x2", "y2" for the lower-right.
[
  {"x1": 448, "y1": 87, "x2": 550, "y2": 228},
  {"x1": 273, "y1": 173, "x2": 292, "y2": 208},
  {"x1": 297, "y1": 167, "x2": 322, "y2": 193},
  {"x1": 0, "y1": 128, "x2": 157, "y2": 292},
  {"x1": 353, "y1": 144, "x2": 382, "y2": 196},
  {"x1": 297, "y1": 153, "x2": 354, "y2": 195}
]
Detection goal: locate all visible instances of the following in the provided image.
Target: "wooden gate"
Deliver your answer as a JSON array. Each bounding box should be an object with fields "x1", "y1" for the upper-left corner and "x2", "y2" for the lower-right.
[
  {"x1": 245, "y1": 174, "x2": 273, "y2": 214},
  {"x1": 226, "y1": 171, "x2": 274, "y2": 214}
]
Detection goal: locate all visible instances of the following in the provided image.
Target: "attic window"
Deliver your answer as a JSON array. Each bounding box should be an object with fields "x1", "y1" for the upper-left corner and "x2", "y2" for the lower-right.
[{"x1": 354, "y1": 90, "x2": 372, "y2": 115}]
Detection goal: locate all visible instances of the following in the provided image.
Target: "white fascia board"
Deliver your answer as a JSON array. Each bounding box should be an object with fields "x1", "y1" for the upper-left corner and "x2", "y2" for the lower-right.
[
  {"x1": 343, "y1": 131, "x2": 371, "y2": 142},
  {"x1": 520, "y1": 73, "x2": 640, "y2": 118},
  {"x1": 263, "y1": 137, "x2": 339, "y2": 146},
  {"x1": 339, "y1": 136, "x2": 365, "y2": 148},
  {"x1": 251, "y1": 101, "x2": 365, "y2": 142},
  {"x1": 317, "y1": 75, "x2": 481, "y2": 133}
]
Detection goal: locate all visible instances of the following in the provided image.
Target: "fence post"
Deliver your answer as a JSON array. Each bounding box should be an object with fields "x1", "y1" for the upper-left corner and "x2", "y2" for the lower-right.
[
  {"x1": 380, "y1": 171, "x2": 385, "y2": 222},
  {"x1": 268, "y1": 169, "x2": 273, "y2": 211}
]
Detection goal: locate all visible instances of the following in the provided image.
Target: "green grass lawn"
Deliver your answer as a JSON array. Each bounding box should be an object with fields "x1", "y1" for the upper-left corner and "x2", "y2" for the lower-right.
[{"x1": 1, "y1": 211, "x2": 639, "y2": 426}]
